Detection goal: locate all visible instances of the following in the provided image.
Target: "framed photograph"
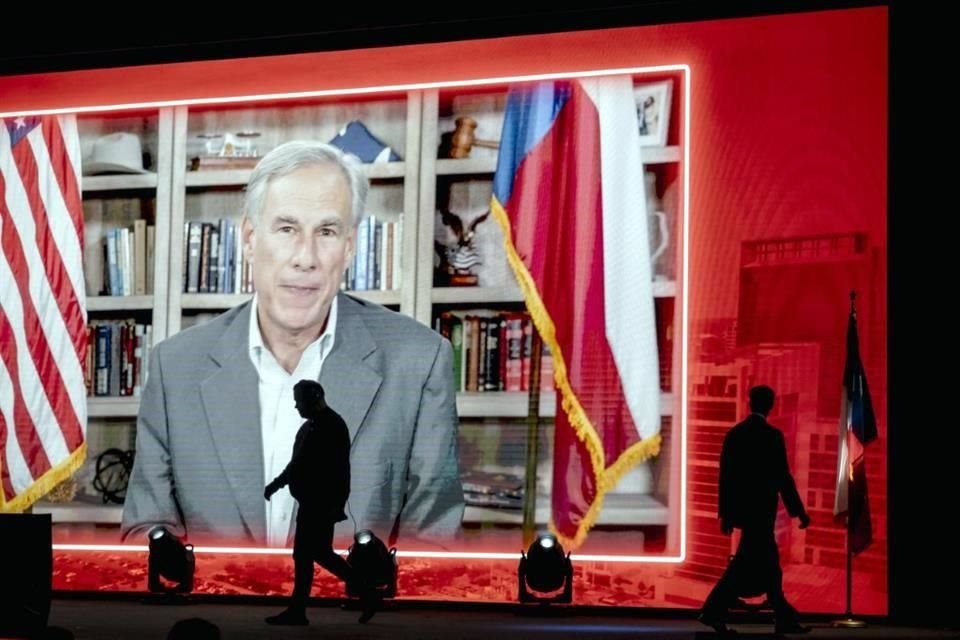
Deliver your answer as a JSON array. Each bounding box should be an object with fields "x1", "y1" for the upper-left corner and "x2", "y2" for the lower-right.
[{"x1": 633, "y1": 80, "x2": 673, "y2": 146}]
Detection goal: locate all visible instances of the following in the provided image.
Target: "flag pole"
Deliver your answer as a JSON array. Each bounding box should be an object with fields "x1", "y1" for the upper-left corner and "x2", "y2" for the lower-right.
[
  {"x1": 834, "y1": 291, "x2": 867, "y2": 629},
  {"x1": 522, "y1": 330, "x2": 544, "y2": 549},
  {"x1": 832, "y1": 482, "x2": 866, "y2": 627}
]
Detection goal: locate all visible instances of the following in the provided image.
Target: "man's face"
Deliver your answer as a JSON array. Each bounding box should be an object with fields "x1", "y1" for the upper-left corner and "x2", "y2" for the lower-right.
[{"x1": 242, "y1": 163, "x2": 355, "y2": 339}]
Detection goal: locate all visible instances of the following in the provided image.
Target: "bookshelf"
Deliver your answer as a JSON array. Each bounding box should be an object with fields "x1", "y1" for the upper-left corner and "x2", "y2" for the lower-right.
[
  {"x1": 79, "y1": 108, "x2": 174, "y2": 342},
  {"x1": 33, "y1": 500, "x2": 123, "y2": 525},
  {"x1": 456, "y1": 392, "x2": 676, "y2": 419},
  {"x1": 465, "y1": 493, "x2": 670, "y2": 526},
  {"x1": 68, "y1": 80, "x2": 684, "y2": 543},
  {"x1": 78, "y1": 108, "x2": 174, "y2": 514},
  {"x1": 164, "y1": 94, "x2": 421, "y2": 335},
  {"x1": 87, "y1": 397, "x2": 141, "y2": 419}
]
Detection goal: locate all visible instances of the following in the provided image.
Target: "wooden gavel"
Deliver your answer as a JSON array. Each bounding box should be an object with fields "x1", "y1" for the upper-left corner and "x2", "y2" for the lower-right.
[{"x1": 448, "y1": 116, "x2": 499, "y2": 158}]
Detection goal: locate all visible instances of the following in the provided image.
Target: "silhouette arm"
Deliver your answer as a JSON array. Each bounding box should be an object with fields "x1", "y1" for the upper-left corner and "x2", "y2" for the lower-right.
[
  {"x1": 121, "y1": 344, "x2": 187, "y2": 540},
  {"x1": 776, "y1": 430, "x2": 807, "y2": 519},
  {"x1": 270, "y1": 461, "x2": 292, "y2": 490},
  {"x1": 396, "y1": 338, "x2": 465, "y2": 546},
  {"x1": 718, "y1": 433, "x2": 733, "y2": 526},
  {"x1": 337, "y1": 425, "x2": 351, "y2": 504},
  {"x1": 269, "y1": 427, "x2": 307, "y2": 492}
]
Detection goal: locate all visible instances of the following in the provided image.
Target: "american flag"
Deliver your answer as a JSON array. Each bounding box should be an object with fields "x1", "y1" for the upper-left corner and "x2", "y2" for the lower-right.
[{"x1": 0, "y1": 115, "x2": 87, "y2": 512}]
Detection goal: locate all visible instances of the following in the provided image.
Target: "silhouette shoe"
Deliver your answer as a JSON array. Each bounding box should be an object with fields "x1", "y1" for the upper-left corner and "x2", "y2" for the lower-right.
[
  {"x1": 774, "y1": 621, "x2": 811, "y2": 634},
  {"x1": 698, "y1": 612, "x2": 736, "y2": 635},
  {"x1": 265, "y1": 607, "x2": 309, "y2": 626},
  {"x1": 358, "y1": 594, "x2": 380, "y2": 624}
]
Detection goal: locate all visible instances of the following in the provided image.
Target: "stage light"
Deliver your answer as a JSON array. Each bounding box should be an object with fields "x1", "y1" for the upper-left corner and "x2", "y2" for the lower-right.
[
  {"x1": 518, "y1": 533, "x2": 573, "y2": 604},
  {"x1": 148, "y1": 527, "x2": 195, "y2": 595},
  {"x1": 345, "y1": 529, "x2": 397, "y2": 598}
]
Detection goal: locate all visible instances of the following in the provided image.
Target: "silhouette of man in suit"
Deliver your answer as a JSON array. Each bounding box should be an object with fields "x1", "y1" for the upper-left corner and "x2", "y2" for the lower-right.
[
  {"x1": 699, "y1": 385, "x2": 811, "y2": 636},
  {"x1": 264, "y1": 380, "x2": 377, "y2": 625}
]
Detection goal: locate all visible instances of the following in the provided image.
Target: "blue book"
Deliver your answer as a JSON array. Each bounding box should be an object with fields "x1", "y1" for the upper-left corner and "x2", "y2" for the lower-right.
[{"x1": 355, "y1": 217, "x2": 369, "y2": 290}]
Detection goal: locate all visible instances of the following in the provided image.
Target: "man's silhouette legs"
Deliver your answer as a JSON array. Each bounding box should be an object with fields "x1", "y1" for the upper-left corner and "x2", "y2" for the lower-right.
[
  {"x1": 267, "y1": 509, "x2": 380, "y2": 625},
  {"x1": 700, "y1": 561, "x2": 740, "y2": 635},
  {"x1": 312, "y1": 533, "x2": 352, "y2": 585},
  {"x1": 267, "y1": 510, "x2": 353, "y2": 625},
  {"x1": 701, "y1": 526, "x2": 807, "y2": 635},
  {"x1": 763, "y1": 555, "x2": 805, "y2": 632},
  {"x1": 311, "y1": 516, "x2": 379, "y2": 623},
  {"x1": 740, "y1": 528, "x2": 808, "y2": 634}
]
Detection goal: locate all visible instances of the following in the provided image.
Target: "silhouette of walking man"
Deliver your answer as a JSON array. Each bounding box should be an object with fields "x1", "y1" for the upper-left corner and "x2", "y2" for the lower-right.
[
  {"x1": 264, "y1": 380, "x2": 377, "y2": 625},
  {"x1": 699, "y1": 385, "x2": 811, "y2": 636}
]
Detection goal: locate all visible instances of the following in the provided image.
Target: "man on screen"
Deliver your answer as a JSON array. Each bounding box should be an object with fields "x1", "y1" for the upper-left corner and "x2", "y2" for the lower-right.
[{"x1": 121, "y1": 141, "x2": 464, "y2": 548}]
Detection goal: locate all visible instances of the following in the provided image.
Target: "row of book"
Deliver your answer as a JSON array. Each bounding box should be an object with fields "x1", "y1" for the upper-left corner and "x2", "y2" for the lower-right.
[
  {"x1": 436, "y1": 310, "x2": 554, "y2": 393},
  {"x1": 182, "y1": 214, "x2": 403, "y2": 295},
  {"x1": 84, "y1": 320, "x2": 152, "y2": 397},
  {"x1": 93, "y1": 223, "x2": 156, "y2": 296},
  {"x1": 82, "y1": 199, "x2": 155, "y2": 297},
  {"x1": 460, "y1": 470, "x2": 523, "y2": 510},
  {"x1": 183, "y1": 219, "x2": 251, "y2": 294},
  {"x1": 342, "y1": 214, "x2": 403, "y2": 291}
]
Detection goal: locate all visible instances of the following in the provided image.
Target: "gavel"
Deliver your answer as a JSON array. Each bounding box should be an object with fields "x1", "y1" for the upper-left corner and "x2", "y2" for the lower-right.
[{"x1": 448, "y1": 116, "x2": 499, "y2": 158}]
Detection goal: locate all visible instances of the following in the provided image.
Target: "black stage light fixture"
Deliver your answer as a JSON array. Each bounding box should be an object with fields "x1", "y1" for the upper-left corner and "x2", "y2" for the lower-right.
[
  {"x1": 148, "y1": 527, "x2": 195, "y2": 595},
  {"x1": 518, "y1": 533, "x2": 573, "y2": 604},
  {"x1": 345, "y1": 529, "x2": 397, "y2": 598}
]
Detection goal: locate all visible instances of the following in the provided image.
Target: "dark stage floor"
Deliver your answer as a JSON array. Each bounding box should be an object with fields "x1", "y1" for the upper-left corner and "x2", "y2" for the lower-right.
[{"x1": 29, "y1": 599, "x2": 960, "y2": 639}]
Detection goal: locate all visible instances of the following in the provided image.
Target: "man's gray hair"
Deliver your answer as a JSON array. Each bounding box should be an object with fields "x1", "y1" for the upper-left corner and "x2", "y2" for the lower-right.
[{"x1": 243, "y1": 140, "x2": 368, "y2": 228}]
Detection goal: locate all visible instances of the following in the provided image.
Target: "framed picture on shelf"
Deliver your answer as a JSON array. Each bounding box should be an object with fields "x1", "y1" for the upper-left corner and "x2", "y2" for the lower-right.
[{"x1": 633, "y1": 80, "x2": 673, "y2": 146}]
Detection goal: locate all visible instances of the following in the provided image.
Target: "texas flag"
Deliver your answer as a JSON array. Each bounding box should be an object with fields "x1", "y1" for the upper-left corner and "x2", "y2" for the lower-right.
[
  {"x1": 490, "y1": 76, "x2": 662, "y2": 548},
  {"x1": 833, "y1": 299, "x2": 877, "y2": 554}
]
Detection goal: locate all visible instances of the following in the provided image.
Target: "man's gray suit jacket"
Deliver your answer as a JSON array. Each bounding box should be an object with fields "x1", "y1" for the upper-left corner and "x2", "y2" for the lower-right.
[{"x1": 121, "y1": 293, "x2": 464, "y2": 546}]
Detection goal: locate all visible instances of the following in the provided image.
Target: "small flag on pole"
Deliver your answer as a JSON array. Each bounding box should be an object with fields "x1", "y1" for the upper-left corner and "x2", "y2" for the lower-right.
[{"x1": 833, "y1": 292, "x2": 877, "y2": 554}]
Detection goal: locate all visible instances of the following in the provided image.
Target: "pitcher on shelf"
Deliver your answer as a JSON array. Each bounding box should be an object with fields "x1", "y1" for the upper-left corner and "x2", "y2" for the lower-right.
[{"x1": 645, "y1": 171, "x2": 670, "y2": 281}]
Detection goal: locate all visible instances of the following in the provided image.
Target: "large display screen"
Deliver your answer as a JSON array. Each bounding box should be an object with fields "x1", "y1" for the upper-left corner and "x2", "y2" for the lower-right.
[{"x1": 0, "y1": 6, "x2": 887, "y2": 613}]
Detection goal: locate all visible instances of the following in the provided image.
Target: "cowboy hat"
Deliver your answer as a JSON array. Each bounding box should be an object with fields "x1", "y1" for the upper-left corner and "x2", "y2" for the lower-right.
[{"x1": 83, "y1": 132, "x2": 150, "y2": 175}]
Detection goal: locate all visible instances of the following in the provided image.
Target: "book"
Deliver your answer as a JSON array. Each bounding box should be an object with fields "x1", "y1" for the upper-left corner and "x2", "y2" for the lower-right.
[
  {"x1": 461, "y1": 470, "x2": 524, "y2": 509},
  {"x1": 134, "y1": 219, "x2": 146, "y2": 296},
  {"x1": 189, "y1": 155, "x2": 260, "y2": 171}
]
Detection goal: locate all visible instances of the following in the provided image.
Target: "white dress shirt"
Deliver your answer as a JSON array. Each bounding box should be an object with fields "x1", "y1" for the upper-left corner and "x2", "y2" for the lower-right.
[{"x1": 248, "y1": 294, "x2": 338, "y2": 547}]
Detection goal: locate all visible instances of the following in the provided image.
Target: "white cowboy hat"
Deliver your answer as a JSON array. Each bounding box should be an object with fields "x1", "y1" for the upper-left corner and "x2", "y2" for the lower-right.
[{"x1": 83, "y1": 132, "x2": 150, "y2": 175}]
